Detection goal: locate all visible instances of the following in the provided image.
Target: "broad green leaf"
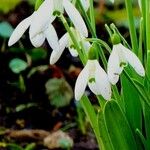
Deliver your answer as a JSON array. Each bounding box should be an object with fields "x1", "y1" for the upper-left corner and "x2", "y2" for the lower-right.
[
  {"x1": 28, "y1": 48, "x2": 47, "y2": 61},
  {"x1": 9, "y1": 58, "x2": 28, "y2": 74},
  {"x1": 104, "y1": 100, "x2": 137, "y2": 150},
  {"x1": 121, "y1": 74, "x2": 142, "y2": 131},
  {"x1": 97, "y1": 110, "x2": 114, "y2": 150},
  {"x1": 0, "y1": 22, "x2": 13, "y2": 38},
  {"x1": 143, "y1": 104, "x2": 150, "y2": 150},
  {"x1": 45, "y1": 78, "x2": 73, "y2": 108}
]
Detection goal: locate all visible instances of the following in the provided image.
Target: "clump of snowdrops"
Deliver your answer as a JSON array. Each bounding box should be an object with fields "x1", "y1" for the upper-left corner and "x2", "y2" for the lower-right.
[{"x1": 8, "y1": 0, "x2": 150, "y2": 149}]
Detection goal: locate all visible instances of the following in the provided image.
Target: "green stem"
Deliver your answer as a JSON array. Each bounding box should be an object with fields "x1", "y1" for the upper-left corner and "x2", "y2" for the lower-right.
[
  {"x1": 59, "y1": 15, "x2": 86, "y2": 65},
  {"x1": 80, "y1": 95, "x2": 102, "y2": 149},
  {"x1": 76, "y1": 0, "x2": 96, "y2": 37},
  {"x1": 89, "y1": 0, "x2": 96, "y2": 33},
  {"x1": 124, "y1": 0, "x2": 138, "y2": 54}
]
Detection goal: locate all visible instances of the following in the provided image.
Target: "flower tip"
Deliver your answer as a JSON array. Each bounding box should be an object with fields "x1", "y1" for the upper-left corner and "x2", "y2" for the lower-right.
[
  {"x1": 8, "y1": 40, "x2": 12, "y2": 47},
  {"x1": 75, "y1": 93, "x2": 81, "y2": 101}
]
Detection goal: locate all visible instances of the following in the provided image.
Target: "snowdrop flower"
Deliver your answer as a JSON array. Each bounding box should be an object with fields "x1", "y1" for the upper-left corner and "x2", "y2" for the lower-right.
[
  {"x1": 8, "y1": 0, "x2": 60, "y2": 51},
  {"x1": 75, "y1": 44, "x2": 112, "y2": 100},
  {"x1": 107, "y1": 34, "x2": 145, "y2": 85},
  {"x1": 51, "y1": 0, "x2": 88, "y2": 37},
  {"x1": 50, "y1": 28, "x2": 90, "y2": 65}
]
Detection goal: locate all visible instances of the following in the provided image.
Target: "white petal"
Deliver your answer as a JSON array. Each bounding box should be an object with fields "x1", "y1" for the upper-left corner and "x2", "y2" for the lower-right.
[
  {"x1": 8, "y1": 14, "x2": 33, "y2": 46},
  {"x1": 107, "y1": 45, "x2": 123, "y2": 85},
  {"x1": 95, "y1": 61, "x2": 112, "y2": 100},
  {"x1": 30, "y1": 33, "x2": 45, "y2": 47},
  {"x1": 83, "y1": 40, "x2": 91, "y2": 54},
  {"x1": 63, "y1": 0, "x2": 88, "y2": 37},
  {"x1": 50, "y1": 33, "x2": 68, "y2": 65},
  {"x1": 75, "y1": 64, "x2": 89, "y2": 100},
  {"x1": 29, "y1": 0, "x2": 55, "y2": 39},
  {"x1": 81, "y1": 0, "x2": 90, "y2": 12},
  {"x1": 121, "y1": 44, "x2": 145, "y2": 76},
  {"x1": 68, "y1": 47, "x2": 78, "y2": 57},
  {"x1": 44, "y1": 24, "x2": 59, "y2": 51},
  {"x1": 88, "y1": 82, "x2": 100, "y2": 95}
]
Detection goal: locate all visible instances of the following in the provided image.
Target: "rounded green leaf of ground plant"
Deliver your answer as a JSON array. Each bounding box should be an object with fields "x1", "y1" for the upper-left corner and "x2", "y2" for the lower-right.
[
  {"x1": 0, "y1": 22, "x2": 13, "y2": 38},
  {"x1": 9, "y1": 58, "x2": 28, "y2": 74},
  {"x1": 28, "y1": 48, "x2": 47, "y2": 61},
  {"x1": 45, "y1": 78, "x2": 73, "y2": 108},
  {"x1": 104, "y1": 100, "x2": 137, "y2": 150}
]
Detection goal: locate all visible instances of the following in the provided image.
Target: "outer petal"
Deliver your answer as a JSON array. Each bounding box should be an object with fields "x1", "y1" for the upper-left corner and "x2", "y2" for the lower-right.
[
  {"x1": 95, "y1": 61, "x2": 112, "y2": 100},
  {"x1": 44, "y1": 24, "x2": 59, "y2": 51},
  {"x1": 30, "y1": 0, "x2": 55, "y2": 39},
  {"x1": 75, "y1": 64, "x2": 89, "y2": 100},
  {"x1": 68, "y1": 47, "x2": 78, "y2": 57},
  {"x1": 63, "y1": 0, "x2": 88, "y2": 37},
  {"x1": 121, "y1": 44, "x2": 145, "y2": 76},
  {"x1": 8, "y1": 14, "x2": 33, "y2": 46},
  {"x1": 50, "y1": 33, "x2": 68, "y2": 65},
  {"x1": 107, "y1": 45, "x2": 123, "y2": 85},
  {"x1": 83, "y1": 40, "x2": 91, "y2": 54},
  {"x1": 30, "y1": 32, "x2": 45, "y2": 47}
]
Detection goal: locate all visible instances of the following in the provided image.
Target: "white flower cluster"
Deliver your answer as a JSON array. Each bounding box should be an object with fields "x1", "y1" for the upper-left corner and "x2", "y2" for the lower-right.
[{"x1": 8, "y1": 0, "x2": 145, "y2": 101}]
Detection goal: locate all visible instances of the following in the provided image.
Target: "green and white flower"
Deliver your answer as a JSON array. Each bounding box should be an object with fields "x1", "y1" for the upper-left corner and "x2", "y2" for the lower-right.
[
  {"x1": 75, "y1": 59, "x2": 112, "y2": 101},
  {"x1": 50, "y1": 28, "x2": 90, "y2": 65},
  {"x1": 8, "y1": 0, "x2": 60, "y2": 51},
  {"x1": 107, "y1": 43, "x2": 145, "y2": 85}
]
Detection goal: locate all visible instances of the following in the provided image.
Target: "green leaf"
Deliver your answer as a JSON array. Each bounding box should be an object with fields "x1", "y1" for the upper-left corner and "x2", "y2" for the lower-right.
[
  {"x1": 121, "y1": 74, "x2": 142, "y2": 131},
  {"x1": 0, "y1": 0, "x2": 21, "y2": 13},
  {"x1": 0, "y1": 22, "x2": 13, "y2": 38},
  {"x1": 28, "y1": 48, "x2": 47, "y2": 61},
  {"x1": 104, "y1": 100, "x2": 137, "y2": 150},
  {"x1": 7, "y1": 143, "x2": 23, "y2": 150},
  {"x1": 45, "y1": 78, "x2": 73, "y2": 108},
  {"x1": 35, "y1": 0, "x2": 44, "y2": 10},
  {"x1": 24, "y1": 143, "x2": 36, "y2": 150},
  {"x1": 15, "y1": 103, "x2": 37, "y2": 112},
  {"x1": 97, "y1": 110, "x2": 114, "y2": 150},
  {"x1": 9, "y1": 58, "x2": 28, "y2": 74}
]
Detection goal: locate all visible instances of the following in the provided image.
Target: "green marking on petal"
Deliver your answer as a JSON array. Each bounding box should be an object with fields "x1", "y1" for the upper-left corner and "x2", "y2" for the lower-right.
[
  {"x1": 53, "y1": 11, "x2": 61, "y2": 16},
  {"x1": 120, "y1": 62, "x2": 127, "y2": 67},
  {"x1": 89, "y1": 78, "x2": 95, "y2": 83}
]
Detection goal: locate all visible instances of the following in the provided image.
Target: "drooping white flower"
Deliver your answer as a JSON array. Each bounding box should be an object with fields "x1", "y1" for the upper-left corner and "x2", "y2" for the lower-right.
[
  {"x1": 50, "y1": 28, "x2": 90, "y2": 65},
  {"x1": 51, "y1": 0, "x2": 88, "y2": 37},
  {"x1": 107, "y1": 43, "x2": 145, "y2": 85},
  {"x1": 8, "y1": 0, "x2": 59, "y2": 51},
  {"x1": 75, "y1": 59, "x2": 112, "y2": 101}
]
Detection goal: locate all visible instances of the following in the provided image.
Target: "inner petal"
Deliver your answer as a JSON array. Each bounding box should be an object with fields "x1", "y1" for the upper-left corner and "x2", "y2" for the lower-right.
[{"x1": 53, "y1": 0, "x2": 64, "y2": 16}]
